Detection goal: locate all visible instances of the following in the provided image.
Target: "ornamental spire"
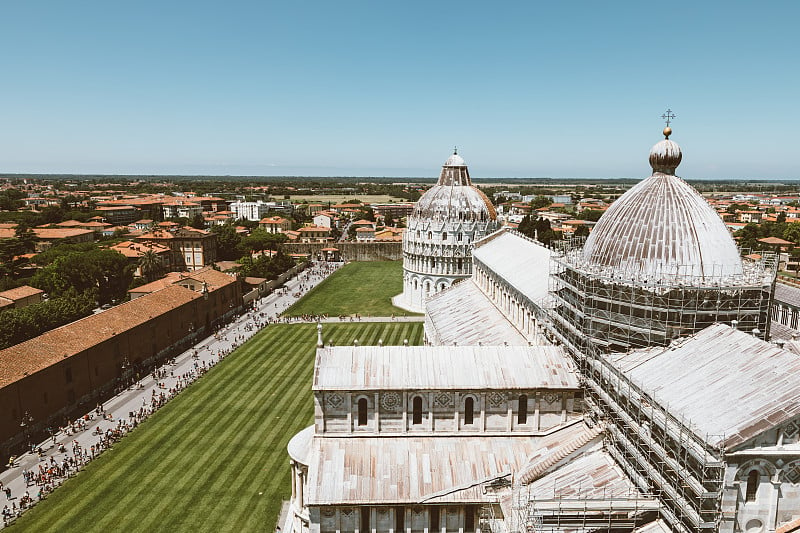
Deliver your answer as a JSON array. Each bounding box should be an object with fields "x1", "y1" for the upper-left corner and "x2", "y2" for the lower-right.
[{"x1": 661, "y1": 108, "x2": 676, "y2": 139}]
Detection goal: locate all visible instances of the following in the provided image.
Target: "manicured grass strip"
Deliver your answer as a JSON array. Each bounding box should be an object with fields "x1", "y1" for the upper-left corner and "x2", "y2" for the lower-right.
[
  {"x1": 282, "y1": 261, "x2": 421, "y2": 317},
  {"x1": 14, "y1": 322, "x2": 423, "y2": 533}
]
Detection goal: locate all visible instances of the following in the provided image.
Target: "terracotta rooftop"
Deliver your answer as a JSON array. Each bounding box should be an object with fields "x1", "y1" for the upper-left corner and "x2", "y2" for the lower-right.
[
  {"x1": 0, "y1": 285, "x2": 200, "y2": 388},
  {"x1": 0, "y1": 285, "x2": 43, "y2": 301},
  {"x1": 96, "y1": 205, "x2": 137, "y2": 211},
  {"x1": 758, "y1": 237, "x2": 794, "y2": 245},
  {"x1": 131, "y1": 266, "x2": 237, "y2": 294},
  {"x1": 33, "y1": 228, "x2": 94, "y2": 240},
  {"x1": 260, "y1": 216, "x2": 289, "y2": 224},
  {"x1": 299, "y1": 225, "x2": 331, "y2": 232}
]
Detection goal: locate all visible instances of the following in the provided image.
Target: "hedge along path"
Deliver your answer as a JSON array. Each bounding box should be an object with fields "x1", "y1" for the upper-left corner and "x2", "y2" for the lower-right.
[
  {"x1": 282, "y1": 261, "x2": 422, "y2": 317},
  {"x1": 15, "y1": 322, "x2": 423, "y2": 533}
]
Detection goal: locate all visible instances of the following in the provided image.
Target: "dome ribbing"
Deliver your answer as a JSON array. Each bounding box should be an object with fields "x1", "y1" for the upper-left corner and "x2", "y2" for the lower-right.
[{"x1": 582, "y1": 134, "x2": 743, "y2": 280}]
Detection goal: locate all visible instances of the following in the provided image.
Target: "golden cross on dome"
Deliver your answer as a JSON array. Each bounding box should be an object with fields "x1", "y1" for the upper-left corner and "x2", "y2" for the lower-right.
[{"x1": 661, "y1": 109, "x2": 676, "y2": 127}]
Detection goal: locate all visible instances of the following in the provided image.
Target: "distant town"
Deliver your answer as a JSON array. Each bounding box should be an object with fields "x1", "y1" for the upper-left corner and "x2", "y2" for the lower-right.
[{"x1": 2, "y1": 174, "x2": 800, "y2": 322}]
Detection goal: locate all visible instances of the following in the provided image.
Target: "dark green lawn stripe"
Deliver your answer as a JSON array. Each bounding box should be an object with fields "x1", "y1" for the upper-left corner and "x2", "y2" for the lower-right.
[
  {"x1": 15, "y1": 323, "x2": 421, "y2": 533},
  {"x1": 132, "y1": 327, "x2": 314, "y2": 532}
]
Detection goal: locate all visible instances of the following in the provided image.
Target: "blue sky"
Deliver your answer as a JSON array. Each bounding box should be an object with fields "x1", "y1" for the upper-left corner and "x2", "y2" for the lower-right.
[{"x1": 0, "y1": 1, "x2": 798, "y2": 179}]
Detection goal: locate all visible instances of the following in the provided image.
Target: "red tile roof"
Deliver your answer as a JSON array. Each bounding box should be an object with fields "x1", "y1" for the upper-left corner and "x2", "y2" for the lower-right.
[
  {"x1": 0, "y1": 285, "x2": 200, "y2": 388},
  {"x1": 0, "y1": 285, "x2": 43, "y2": 301}
]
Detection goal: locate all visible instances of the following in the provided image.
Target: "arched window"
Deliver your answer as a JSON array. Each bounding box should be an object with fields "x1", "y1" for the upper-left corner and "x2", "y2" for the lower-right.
[
  {"x1": 427, "y1": 231, "x2": 432, "y2": 240},
  {"x1": 413, "y1": 279, "x2": 418, "y2": 290},
  {"x1": 517, "y1": 395, "x2": 528, "y2": 424},
  {"x1": 412, "y1": 396, "x2": 423, "y2": 425},
  {"x1": 746, "y1": 470, "x2": 759, "y2": 502},
  {"x1": 357, "y1": 398, "x2": 368, "y2": 426},
  {"x1": 425, "y1": 282, "x2": 431, "y2": 294},
  {"x1": 442, "y1": 232, "x2": 448, "y2": 241},
  {"x1": 464, "y1": 397, "x2": 474, "y2": 425}
]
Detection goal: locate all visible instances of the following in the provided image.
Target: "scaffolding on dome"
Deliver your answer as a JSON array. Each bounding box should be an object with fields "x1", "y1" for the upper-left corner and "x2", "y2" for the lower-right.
[
  {"x1": 547, "y1": 237, "x2": 777, "y2": 357},
  {"x1": 529, "y1": 237, "x2": 778, "y2": 533}
]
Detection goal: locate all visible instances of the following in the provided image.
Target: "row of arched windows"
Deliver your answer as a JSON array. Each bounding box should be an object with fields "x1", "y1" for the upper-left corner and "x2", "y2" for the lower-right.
[
  {"x1": 356, "y1": 395, "x2": 529, "y2": 426},
  {"x1": 414, "y1": 230, "x2": 473, "y2": 242}
]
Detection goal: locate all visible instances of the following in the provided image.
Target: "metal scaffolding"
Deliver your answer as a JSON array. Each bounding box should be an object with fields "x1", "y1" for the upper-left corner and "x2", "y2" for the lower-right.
[
  {"x1": 579, "y1": 352, "x2": 726, "y2": 532},
  {"x1": 548, "y1": 237, "x2": 777, "y2": 355},
  {"x1": 510, "y1": 483, "x2": 660, "y2": 532},
  {"x1": 527, "y1": 238, "x2": 778, "y2": 532}
]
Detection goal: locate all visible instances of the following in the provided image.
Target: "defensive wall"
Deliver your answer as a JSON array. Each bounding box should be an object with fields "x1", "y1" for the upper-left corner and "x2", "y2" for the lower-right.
[
  {"x1": 0, "y1": 272, "x2": 242, "y2": 462},
  {"x1": 243, "y1": 261, "x2": 309, "y2": 304},
  {"x1": 283, "y1": 242, "x2": 402, "y2": 262}
]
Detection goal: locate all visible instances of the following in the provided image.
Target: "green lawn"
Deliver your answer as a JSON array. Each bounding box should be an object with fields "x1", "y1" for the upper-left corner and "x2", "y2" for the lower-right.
[
  {"x1": 283, "y1": 261, "x2": 421, "y2": 317},
  {"x1": 15, "y1": 322, "x2": 423, "y2": 533}
]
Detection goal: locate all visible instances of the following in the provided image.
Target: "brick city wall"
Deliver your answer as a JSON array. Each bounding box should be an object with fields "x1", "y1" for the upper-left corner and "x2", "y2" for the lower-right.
[
  {"x1": 284, "y1": 242, "x2": 402, "y2": 261},
  {"x1": 0, "y1": 280, "x2": 242, "y2": 460}
]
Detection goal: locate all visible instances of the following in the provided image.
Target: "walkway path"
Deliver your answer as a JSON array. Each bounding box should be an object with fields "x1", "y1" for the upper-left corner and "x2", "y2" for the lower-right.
[{"x1": 0, "y1": 260, "x2": 349, "y2": 527}]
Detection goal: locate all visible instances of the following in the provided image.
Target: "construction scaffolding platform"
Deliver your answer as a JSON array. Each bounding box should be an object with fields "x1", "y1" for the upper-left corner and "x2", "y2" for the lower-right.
[{"x1": 549, "y1": 237, "x2": 776, "y2": 355}]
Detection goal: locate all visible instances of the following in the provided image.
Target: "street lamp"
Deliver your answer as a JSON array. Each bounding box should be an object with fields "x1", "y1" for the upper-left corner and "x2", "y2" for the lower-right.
[{"x1": 20, "y1": 411, "x2": 33, "y2": 451}]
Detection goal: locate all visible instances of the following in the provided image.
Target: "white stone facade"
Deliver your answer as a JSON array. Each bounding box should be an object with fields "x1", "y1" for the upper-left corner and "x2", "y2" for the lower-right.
[
  {"x1": 394, "y1": 151, "x2": 499, "y2": 313},
  {"x1": 229, "y1": 200, "x2": 270, "y2": 221}
]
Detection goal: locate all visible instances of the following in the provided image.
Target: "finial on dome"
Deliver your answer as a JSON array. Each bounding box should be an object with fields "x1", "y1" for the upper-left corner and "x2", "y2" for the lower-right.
[
  {"x1": 661, "y1": 109, "x2": 676, "y2": 139},
  {"x1": 649, "y1": 109, "x2": 681, "y2": 173},
  {"x1": 453, "y1": 146, "x2": 458, "y2": 155}
]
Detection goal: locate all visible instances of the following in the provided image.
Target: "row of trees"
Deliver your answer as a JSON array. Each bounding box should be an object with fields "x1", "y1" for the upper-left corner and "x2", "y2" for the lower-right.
[
  {"x1": 212, "y1": 223, "x2": 289, "y2": 261},
  {"x1": 516, "y1": 216, "x2": 563, "y2": 245},
  {"x1": 0, "y1": 291, "x2": 95, "y2": 350},
  {"x1": 31, "y1": 245, "x2": 135, "y2": 306},
  {"x1": 236, "y1": 250, "x2": 297, "y2": 280},
  {"x1": 736, "y1": 220, "x2": 800, "y2": 252}
]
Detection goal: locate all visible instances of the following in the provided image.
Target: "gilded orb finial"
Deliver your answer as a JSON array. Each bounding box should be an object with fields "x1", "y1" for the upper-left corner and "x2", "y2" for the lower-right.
[{"x1": 663, "y1": 126, "x2": 672, "y2": 139}]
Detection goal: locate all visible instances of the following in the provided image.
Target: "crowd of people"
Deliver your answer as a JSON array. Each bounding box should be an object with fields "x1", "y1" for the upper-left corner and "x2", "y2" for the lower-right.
[{"x1": 0, "y1": 260, "x2": 342, "y2": 527}]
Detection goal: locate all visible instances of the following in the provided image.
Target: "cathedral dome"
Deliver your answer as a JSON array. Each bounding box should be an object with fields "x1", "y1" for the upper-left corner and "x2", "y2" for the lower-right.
[
  {"x1": 582, "y1": 132, "x2": 743, "y2": 280},
  {"x1": 413, "y1": 150, "x2": 497, "y2": 221}
]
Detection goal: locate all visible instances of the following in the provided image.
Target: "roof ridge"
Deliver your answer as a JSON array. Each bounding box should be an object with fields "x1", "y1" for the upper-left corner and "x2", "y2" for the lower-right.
[{"x1": 517, "y1": 423, "x2": 603, "y2": 485}]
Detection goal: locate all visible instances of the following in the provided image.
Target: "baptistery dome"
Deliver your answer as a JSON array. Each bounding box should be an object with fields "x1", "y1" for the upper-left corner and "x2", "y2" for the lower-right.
[
  {"x1": 412, "y1": 151, "x2": 497, "y2": 222},
  {"x1": 393, "y1": 150, "x2": 500, "y2": 313},
  {"x1": 583, "y1": 129, "x2": 743, "y2": 280}
]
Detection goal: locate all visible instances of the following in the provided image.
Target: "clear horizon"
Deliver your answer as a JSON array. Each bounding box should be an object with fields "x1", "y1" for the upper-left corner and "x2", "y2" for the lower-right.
[{"x1": 1, "y1": 1, "x2": 798, "y2": 180}]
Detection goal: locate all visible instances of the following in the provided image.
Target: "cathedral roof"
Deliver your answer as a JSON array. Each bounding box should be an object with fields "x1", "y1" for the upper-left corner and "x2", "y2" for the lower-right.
[
  {"x1": 411, "y1": 150, "x2": 497, "y2": 221},
  {"x1": 606, "y1": 323, "x2": 800, "y2": 450},
  {"x1": 582, "y1": 129, "x2": 743, "y2": 280},
  {"x1": 304, "y1": 421, "x2": 595, "y2": 504},
  {"x1": 472, "y1": 229, "x2": 551, "y2": 305},
  {"x1": 313, "y1": 344, "x2": 578, "y2": 391},
  {"x1": 425, "y1": 279, "x2": 530, "y2": 346}
]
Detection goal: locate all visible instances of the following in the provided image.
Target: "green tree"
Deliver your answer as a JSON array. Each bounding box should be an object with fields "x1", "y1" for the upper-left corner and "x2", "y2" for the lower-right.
[
  {"x1": 211, "y1": 222, "x2": 243, "y2": 261},
  {"x1": 14, "y1": 223, "x2": 38, "y2": 253},
  {"x1": 578, "y1": 209, "x2": 605, "y2": 222},
  {"x1": 735, "y1": 223, "x2": 762, "y2": 252},
  {"x1": 574, "y1": 225, "x2": 590, "y2": 238},
  {"x1": 784, "y1": 222, "x2": 800, "y2": 245},
  {"x1": 0, "y1": 291, "x2": 95, "y2": 349},
  {"x1": 530, "y1": 195, "x2": 552, "y2": 210},
  {"x1": 32, "y1": 249, "x2": 134, "y2": 305},
  {"x1": 190, "y1": 214, "x2": 206, "y2": 229},
  {"x1": 0, "y1": 189, "x2": 26, "y2": 211},
  {"x1": 138, "y1": 250, "x2": 164, "y2": 282}
]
